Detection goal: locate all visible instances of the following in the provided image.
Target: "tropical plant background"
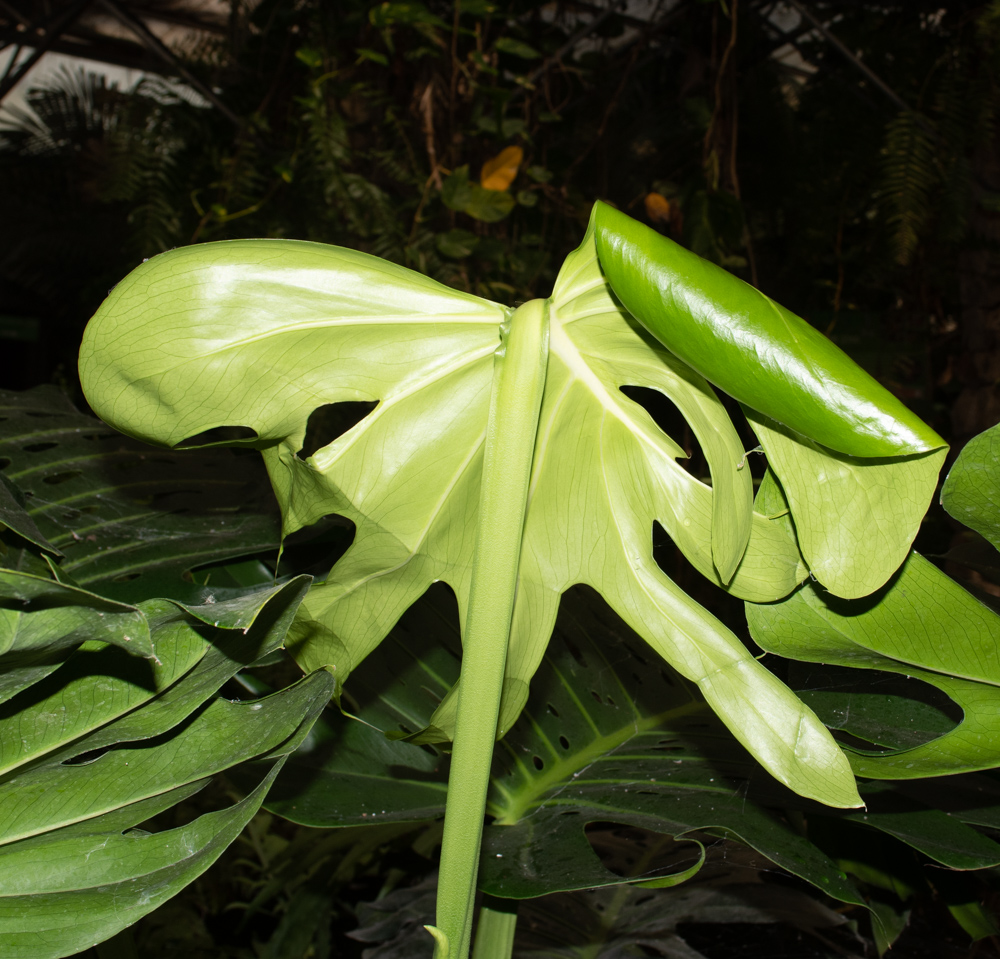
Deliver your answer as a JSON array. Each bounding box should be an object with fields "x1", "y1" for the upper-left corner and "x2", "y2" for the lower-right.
[{"x1": 4, "y1": 0, "x2": 1000, "y2": 956}]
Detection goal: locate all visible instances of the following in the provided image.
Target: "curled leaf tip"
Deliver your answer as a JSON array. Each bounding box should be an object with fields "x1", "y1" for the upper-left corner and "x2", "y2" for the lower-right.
[{"x1": 425, "y1": 925, "x2": 450, "y2": 958}]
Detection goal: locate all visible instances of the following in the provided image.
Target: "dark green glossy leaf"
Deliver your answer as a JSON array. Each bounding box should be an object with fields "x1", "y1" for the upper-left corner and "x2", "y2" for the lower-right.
[
  {"x1": 789, "y1": 663, "x2": 960, "y2": 751},
  {"x1": 266, "y1": 586, "x2": 864, "y2": 902},
  {"x1": 0, "y1": 573, "x2": 325, "y2": 957},
  {"x1": 592, "y1": 202, "x2": 944, "y2": 457},
  {"x1": 0, "y1": 570, "x2": 152, "y2": 684},
  {"x1": 0, "y1": 387, "x2": 280, "y2": 602},
  {"x1": 0, "y1": 472, "x2": 59, "y2": 556},
  {"x1": 0, "y1": 670, "x2": 332, "y2": 959},
  {"x1": 942, "y1": 421, "x2": 1000, "y2": 551},
  {"x1": 4, "y1": 579, "x2": 310, "y2": 776}
]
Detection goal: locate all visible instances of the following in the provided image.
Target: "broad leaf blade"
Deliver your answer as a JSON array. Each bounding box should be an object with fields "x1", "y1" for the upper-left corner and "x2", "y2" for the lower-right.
[
  {"x1": 0, "y1": 472, "x2": 59, "y2": 556},
  {"x1": 0, "y1": 578, "x2": 310, "y2": 777},
  {"x1": 266, "y1": 586, "x2": 863, "y2": 900},
  {"x1": 0, "y1": 574, "x2": 329, "y2": 957},
  {"x1": 0, "y1": 672, "x2": 331, "y2": 959},
  {"x1": 0, "y1": 571, "x2": 152, "y2": 703},
  {"x1": 79, "y1": 225, "x2": 854, "y2": 806}
]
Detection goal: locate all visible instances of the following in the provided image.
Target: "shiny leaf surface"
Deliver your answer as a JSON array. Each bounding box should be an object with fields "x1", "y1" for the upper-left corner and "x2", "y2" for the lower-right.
[{"x1": 592, "y1": 202, "x2": 944, "y2": 458}]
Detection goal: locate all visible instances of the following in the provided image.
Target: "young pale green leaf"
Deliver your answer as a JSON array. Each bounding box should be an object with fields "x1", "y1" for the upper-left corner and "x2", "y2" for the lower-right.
[
  {"x1": 942, "y1": 421, "x2": 1000, "y2": 551},
  {"x1": 591, "y1": 202, "x2": 944, "y2": 459},
  {"x1": 750, "y1": 552, "x2": 1000, "y2": 688},
  {"x1": 746, "y1": 413, "x2": 946, "y2": 598},
  {"x1": 79, "y1": 223, "x2": 853, "y2": 806}
]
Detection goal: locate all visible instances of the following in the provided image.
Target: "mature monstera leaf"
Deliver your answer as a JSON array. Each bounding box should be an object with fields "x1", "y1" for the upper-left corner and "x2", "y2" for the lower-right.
[
  {"x1": 0, "y1": 577, "x2": 333, "y2": 958},
  {"x1": 78, "y1": 204, "x2": 943, "y2": 810}
]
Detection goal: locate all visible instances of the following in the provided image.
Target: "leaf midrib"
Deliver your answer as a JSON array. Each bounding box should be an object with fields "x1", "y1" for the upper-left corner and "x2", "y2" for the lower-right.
[{"x1": 489, "y1": 699, "x2": 708, "y2": 825}]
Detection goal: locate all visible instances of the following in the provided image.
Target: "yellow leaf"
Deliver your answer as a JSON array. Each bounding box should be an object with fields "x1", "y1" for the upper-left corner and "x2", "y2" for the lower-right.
[
  {"x1": 480, "y1": 146, "x2": 523, "y2": 191},
  {"x1": 644, "y1": 192, "x2": 672, "y2": 224}
]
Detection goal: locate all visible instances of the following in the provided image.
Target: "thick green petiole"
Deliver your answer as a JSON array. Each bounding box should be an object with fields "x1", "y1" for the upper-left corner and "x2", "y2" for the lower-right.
[{"x1": 426, "y1": 299, "x2": 549, "y2": 959}]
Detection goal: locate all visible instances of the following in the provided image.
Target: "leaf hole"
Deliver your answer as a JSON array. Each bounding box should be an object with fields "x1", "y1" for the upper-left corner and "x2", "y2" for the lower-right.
[
  {"x1": 299, "y1": 401, "x2": 379, "y2": 459},
  {"x1": 590, "y1": 689, "x2": 604, "y2": 705},
  {"x1": 532, "y1": 755, "x2": 544, "y2": 770},
  {"x1": 559, "y1": 735, "x2": 570, "y2": 749},
  {"x1": 112, "y1": 573, "x2": 143, "y2": 583},
  {"x1": 0, "y1": 457, "x2": 10, "y2": 469},
  {"x1": 42, "y1": 470, "x2": 82, "y2": 485},
  {"x1": 546, "y1": 702, "x2": 560, "y2": 717},
  {"x1": 22, "y1": 442, "x2": 57, "y2": 452},
  {"x1": 178, "y1": 425, "x2": 258, "y2": 446},
  {"x1": 619, "y1": 385, "x2": 705, "y2": 474}
]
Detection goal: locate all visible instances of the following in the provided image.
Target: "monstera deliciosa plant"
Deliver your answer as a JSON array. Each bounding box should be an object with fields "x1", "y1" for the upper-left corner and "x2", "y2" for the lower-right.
[{"x1": 78, "y1": 202, "x2": 946, "y2": 958}]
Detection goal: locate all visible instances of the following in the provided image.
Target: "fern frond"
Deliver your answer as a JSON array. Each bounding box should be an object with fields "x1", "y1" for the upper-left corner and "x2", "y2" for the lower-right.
[{"x1": 879, "y1": 109, "x2": 939, "y2": 265}]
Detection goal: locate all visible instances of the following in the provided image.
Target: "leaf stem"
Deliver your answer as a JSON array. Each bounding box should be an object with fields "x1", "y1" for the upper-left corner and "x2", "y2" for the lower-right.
[
  {"x1": 471, "y1": 896, "x2": 518, "y2": 959},
  {"x1": 430, "y1": 298, "x2": 549, "y2": 959}
]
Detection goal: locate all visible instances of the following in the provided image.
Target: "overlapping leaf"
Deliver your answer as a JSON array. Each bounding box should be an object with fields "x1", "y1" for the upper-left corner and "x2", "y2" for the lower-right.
[
  {"x1": 746, "y1": 471, "x2": 1000, "y2": 779},
  {"x1": 0, "y1": 387, "x2": 280, "y2": 603},
  {"x1": 0, "y1": 577, "x2": 334, "y2": 958},
  {"x1": 80, "y1": 217, "x2": 862, "y2": 806}
]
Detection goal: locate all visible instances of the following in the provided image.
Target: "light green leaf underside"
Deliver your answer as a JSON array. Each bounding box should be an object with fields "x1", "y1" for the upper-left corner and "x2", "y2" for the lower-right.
[
  {"x1": 747, "y1": 412, "x2": 946, "y2": 599},
  {"x1": 80, "y1": 231, "x2": 856, "y2": 807}
]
